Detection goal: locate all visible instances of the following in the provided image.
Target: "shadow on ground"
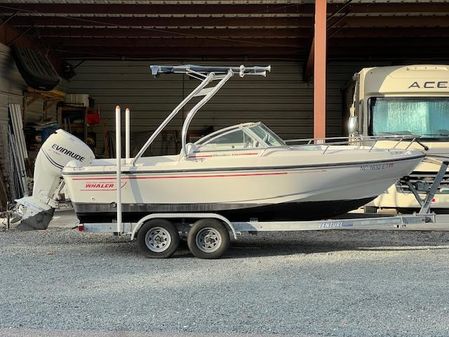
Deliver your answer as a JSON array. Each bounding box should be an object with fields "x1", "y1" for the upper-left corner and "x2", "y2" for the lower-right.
[{"x1": 51, "y1": 229, "x2": 449, "y2": 259}]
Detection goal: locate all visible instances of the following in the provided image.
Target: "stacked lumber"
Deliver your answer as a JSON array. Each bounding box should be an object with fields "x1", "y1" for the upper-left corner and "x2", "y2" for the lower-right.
[
  {"x1": 0, "y1": 118, "x2": 8, "y2": 209},
  {"x1": 7, "y1": 104, "x2": 28, "y2": 199},
  {"x1": 0, "y1": 176, "x2": 7, "y2": 210}
]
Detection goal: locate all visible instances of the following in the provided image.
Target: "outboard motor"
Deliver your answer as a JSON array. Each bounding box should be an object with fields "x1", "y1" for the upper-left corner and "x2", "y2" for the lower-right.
[{"x1": 13, "y1": 129, "x2": 94, "y2": 230}]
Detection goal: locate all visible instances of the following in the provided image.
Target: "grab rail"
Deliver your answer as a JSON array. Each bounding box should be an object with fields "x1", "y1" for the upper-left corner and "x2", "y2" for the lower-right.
[{"x1": 285, "y1": 135, "x2": 424, "y2": 155}]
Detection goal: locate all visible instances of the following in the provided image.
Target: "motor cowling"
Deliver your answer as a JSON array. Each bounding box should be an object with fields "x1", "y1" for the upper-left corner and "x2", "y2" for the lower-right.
[
  {"x1": 16, "y1": 129, "x2": 95, "y2": 230},
  {"x1": 32, "y1": 129, "x2": 95, "y2": 202}
]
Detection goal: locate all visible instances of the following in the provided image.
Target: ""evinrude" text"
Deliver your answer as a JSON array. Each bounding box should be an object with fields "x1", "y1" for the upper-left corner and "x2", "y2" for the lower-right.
[{"x1": 52, "y1": 144, "x2": 85, "y2": 162}]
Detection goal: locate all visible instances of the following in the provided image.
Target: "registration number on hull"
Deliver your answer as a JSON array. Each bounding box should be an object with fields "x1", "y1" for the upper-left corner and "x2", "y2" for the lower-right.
[{"x1": 360, "y1": 163, "x2": 394, "y2": 171}]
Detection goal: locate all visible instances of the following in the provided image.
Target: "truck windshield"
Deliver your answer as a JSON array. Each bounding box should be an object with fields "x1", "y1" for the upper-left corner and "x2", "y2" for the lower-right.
[{"x1": 370, "y1": 97, "x2": 449, "y2": 138}]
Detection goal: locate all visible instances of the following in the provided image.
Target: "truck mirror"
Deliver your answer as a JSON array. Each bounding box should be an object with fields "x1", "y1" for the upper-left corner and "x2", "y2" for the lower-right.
[{"x1": 348, "y1": 116, "x2": 358, "y2": 134}]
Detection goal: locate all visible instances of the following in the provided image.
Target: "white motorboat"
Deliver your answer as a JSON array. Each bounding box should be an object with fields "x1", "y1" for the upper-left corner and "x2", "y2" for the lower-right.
[
  {"x1": 58, "y1": 65, "x2": 425, "y2": 223},
  {"x1": 12, "y1": 65, "x2": 426, "y2": 230},
  {"x1": 61, "y1": 122, "x2": 424, "y2": 222}
]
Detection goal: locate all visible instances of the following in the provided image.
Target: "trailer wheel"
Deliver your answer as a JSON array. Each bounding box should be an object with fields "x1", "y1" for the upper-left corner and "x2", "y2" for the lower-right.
[
  {"x1": 187, "y1": 219, "x2": 230, "y2": 259},
  {"x1": 137, "y1": 219, "x2": 180, "y2": 258}
]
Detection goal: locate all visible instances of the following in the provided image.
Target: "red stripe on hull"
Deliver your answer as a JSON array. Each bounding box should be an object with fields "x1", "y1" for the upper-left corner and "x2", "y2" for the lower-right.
[
  {"x1": 189, "y1": 152, "x2": 259, "y2": 158},
  {"x1": 71, "y1": 171, "x2": 288, "y2": 181}
]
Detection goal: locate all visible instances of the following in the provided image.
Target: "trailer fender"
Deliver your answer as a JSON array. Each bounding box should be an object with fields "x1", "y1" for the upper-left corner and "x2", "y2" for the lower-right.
[{"x1": 131, "y1": 213, "x2": 238, "y2": 241}]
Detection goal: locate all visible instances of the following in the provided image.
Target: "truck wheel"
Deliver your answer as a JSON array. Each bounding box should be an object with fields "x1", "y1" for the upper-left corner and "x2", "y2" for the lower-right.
[
  {"x1": 187, "y1": 219, "x2": 230, "y2": 259},
  {"x1": 137, "y1": 219, "x2": 180, "y2": 258}
]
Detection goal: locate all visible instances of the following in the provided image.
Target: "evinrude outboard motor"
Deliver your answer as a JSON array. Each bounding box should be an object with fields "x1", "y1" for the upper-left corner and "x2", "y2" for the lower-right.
[{"x1": 12, "y1": 129, "x2": 94, "y2": 230}]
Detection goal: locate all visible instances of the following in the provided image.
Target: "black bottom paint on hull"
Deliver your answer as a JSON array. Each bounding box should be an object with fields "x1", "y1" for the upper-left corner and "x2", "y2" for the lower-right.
[{"x1": 76, "y1": 197, "x2": 375, "y2": 223}]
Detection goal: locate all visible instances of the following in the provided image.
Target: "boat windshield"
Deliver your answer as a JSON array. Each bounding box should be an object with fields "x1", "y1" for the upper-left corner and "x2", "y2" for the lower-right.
[
  {"x1": 194, "y1": 122, "x2": 285, "y2": 152},
  {"x1": 248, "y1": 123, "x2": 285, "y2": 147},
  {"x1": 370, "y1": 97, "x2": 449, "y2": 140}
]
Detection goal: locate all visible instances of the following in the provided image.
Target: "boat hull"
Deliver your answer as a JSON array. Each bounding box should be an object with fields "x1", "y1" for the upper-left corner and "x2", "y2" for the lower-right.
[{"x1": 64, "y1": 153, "x2": 424, "y2": 222}]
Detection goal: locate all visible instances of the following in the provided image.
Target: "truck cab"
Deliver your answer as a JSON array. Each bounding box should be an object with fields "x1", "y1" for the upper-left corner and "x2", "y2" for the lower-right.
[{"x1": 349, "y1": 65, "x2": 449, "y2": 212}]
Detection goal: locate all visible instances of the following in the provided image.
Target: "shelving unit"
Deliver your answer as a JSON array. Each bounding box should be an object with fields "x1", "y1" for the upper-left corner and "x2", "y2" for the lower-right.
[
  {"x1": 58, "y1": 104, "x2": 88, "y2": 141},
  {"x1": 23, "y1": 87, "x2": 65, "y2": 121}
]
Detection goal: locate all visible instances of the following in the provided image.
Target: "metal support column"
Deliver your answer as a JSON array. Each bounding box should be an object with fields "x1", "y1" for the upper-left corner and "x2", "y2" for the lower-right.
[{"x1": 314, "y1": 0, "x2": 327, "y2": 139}]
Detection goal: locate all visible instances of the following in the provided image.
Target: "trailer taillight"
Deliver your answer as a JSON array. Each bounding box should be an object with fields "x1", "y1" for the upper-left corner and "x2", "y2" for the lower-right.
[{"x1": 78, "y1": 224, "x2": 85, "y2": 232}]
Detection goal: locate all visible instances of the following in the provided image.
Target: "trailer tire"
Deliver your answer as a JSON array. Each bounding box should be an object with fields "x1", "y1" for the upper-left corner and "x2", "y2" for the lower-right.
[
  {"x1": 137, "y1": 219, "x2": 179, "y2": 258},
  {"x1": 187, "y1": 219, "x2": 230, "y2": 259}
]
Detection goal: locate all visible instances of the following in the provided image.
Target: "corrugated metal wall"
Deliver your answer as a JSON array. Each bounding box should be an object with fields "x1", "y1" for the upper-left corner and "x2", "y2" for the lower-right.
[
  {"x1": 67, "y1": 59, "x2": 394, "y2": 157},
  {"x1": 0, "y1": 43, "x2": 24, "y2": 117},
  {"x1": 0, "y1": 43, "x2": 25, "y2": 204}
]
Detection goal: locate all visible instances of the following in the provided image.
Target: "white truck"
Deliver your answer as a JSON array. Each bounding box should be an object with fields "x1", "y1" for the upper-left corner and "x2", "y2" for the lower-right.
[{"x1": 348, "y1": 65, "x2": 449, "y2": 213}]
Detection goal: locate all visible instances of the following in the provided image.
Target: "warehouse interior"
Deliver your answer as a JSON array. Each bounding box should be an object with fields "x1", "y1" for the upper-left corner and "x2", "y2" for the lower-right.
[{"x1": 1, "y1": 0, "x2": 449, "y2": 208}]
